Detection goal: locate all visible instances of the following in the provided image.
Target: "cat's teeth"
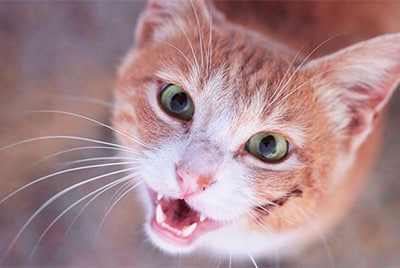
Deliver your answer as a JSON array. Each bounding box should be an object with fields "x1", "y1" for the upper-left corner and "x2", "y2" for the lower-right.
[
  {"x1": 200, "y1": 214, "x2": 207, "y2": 222},
  {"x1": 182, "y1": 223, "x2": 197, "y2": 237},
  {"x1": 157, "y1": 193, "x2": 163, "y2": 201},
  {"x1": 156, "y1": 204, "x2": 166, "y2": 223}
]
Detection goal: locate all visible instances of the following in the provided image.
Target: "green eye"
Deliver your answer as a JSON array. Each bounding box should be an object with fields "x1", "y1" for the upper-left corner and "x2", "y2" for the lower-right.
[
  {"x1": 160, "y1": 84, "x2": 194, "y2": 121},
  {"x1": 245, "y1": 132, "x2": 289, "y2": 163}
]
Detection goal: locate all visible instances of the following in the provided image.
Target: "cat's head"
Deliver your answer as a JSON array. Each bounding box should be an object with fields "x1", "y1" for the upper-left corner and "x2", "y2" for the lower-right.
[{"x1": 113, "y1": 0, "x2": 400, "y2": 258}]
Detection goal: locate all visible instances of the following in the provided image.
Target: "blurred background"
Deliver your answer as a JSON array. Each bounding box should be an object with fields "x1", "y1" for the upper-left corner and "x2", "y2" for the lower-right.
[{"x1": 0, "y1": 1, "x2": 399, "y2": 267}]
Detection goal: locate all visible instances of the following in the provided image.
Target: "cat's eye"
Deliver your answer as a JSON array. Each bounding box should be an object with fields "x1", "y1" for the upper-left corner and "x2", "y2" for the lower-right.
[
  {"x1": 160, "y1": 84, "x2": 194, "y2": 121},
  {"x1": 245, "y1": 132, "x2": 289, "y2": 163}
]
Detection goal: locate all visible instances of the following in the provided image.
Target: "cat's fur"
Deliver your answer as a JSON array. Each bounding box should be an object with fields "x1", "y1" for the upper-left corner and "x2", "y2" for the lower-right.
[{"x1": 113, "y1": 0, "x2": 400, "y2": 260}]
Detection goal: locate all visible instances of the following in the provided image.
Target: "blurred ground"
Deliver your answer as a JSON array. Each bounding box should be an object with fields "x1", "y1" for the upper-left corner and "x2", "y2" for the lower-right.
[{"x1": 0, "y1": 2, "x2": 399, "y2": 267}]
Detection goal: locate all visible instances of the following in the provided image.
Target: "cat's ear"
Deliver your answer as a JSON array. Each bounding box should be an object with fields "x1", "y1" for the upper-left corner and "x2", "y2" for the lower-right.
[
  {"x1": 134, "y1": 0, "x2": 223, "y2": 48},
  {"x1": 304, "y1": 33, "x2": 400, "y2": 149}
]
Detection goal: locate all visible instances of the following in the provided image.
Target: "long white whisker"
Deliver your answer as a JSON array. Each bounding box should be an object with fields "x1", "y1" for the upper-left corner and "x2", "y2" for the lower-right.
[
  {"x1": 65, "y1": 178, "x2": 138, "y2": 237},
  {"x1": 27, "y1": 110, "x2": 150, "y2": 149},
  {"x1": 251, "y1": 193, "x2": 307, "y2": 229},
  {"x1": 59, "y1": 156, "x2": 138, "y2": 166},
  {"x1": 247, "y1": 211, "x2": 273, "y2": 234},
  {"x1": 93, "y1": 180, "x2": 144, "y2": 242},
  {"x1": 29, "y1": 174, "x2": 136, "y2": 258},
  {"x1": 28, "y1": 145, "x2": 138, "y2": 170},
  {"x1": 269, "y1": 35, "x2": 339, "y2": 108},
  {"x1": 205, "y1": 1, "x2": 214, "y2": 77},
  {"x1": 270, "y1": 45, "x2": 305, "y2": 104},
  {"x1": 158, "y1": 2, "x2": 200, "y2": 76},
  {"x1": 0, "y1": 161, "x2": 135, "y2": 206},
  {"x1": 45, "y1": 95, "x2": 113, "y2": 108},
  {"x1": 109, "y1": 180, "x2": 133, "y2": 203},
  {"x1": 0, "y1": 135, "x2": 136, "y2": 153},
  {"x1": 0, "y1": 167, "x2": 136, "y2": 262},
  {"x1": 273, "y1": 80, "x2": 312, "y2": 108},
  {"x1": 272, "y1": 67, "x2": 340, "y2": 107},
  {"x1": 245, "y1": 246, "x2": 259, "y2": 268},
  {"x1": 160, "y1": 40, "x2": 193, "y2": 67},
  {"x1": 291, "y1": 205, "x2": 335, "y2": 267},
  {"x1": 191, "y1": 0, "x2": 205, "y2": 70}
]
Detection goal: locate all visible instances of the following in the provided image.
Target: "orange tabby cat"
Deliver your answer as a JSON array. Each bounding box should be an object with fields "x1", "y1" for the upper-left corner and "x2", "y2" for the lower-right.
[
  {"x1": 113, "y1": 0, "x2": 400, "y2": 261},
  {"x1": 1, "y1": 1, "x2": 399, "y2": 266}
]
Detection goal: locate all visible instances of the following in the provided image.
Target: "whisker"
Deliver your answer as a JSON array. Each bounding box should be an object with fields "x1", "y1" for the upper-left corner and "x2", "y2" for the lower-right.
[
  {"x1": 44, "y1": 95, "x2": 114, "y2": 108},
  {"x1": 160, "y1": 40, "x2": 193, "y2": 67},
  {"x1": 29, "y1": 174, "x2": 137, "y2": 258},
  {"x1": 245, "y1": 246, "x2": 259, "y2": 268},
  {"x1": 58, "y1": 156, "x2": 138, "y2": 166},
  {"x1": 272, "y1": 66, "x2": 341, "y2": 108},
  {"x1": 93, "y1": 179, "x2": 144, "y2": 242},
  {"x1": 206, "y1": 3, "x2": 213, "y2": 76},
  {"x1": 268, "y1": 35, "x2": 340, "y2": 108},
  {"x1": 0, "y1": 135, "x2": 136, "y2": 153},
  {"x1": 251, "y1": 194, "x2": 307, "y2": 229},
  {"x1": 65, "y1": 178, "x2": 138, "y2": 237},
  {"x1": 106, "y1": 180, "x2": 135, "y2": 209},
  {"x1": 190, "y1": 0, "x2": 205, "y2": 70},
  {"x1": 274, "y1": 79, "x2": 312, "y2": 107},
  {"x1": 0, "y1": 161, "x2": 136, "y2": 206},
  {"x1": 270, "y1": 44, "x2": 305, "y2": 104},
  {"x1": 247, "y1": 210, "x2": 273, "y2": 234},
  {"x1": 0, "y1": 167, "x2": 136, "y2": 262},
  {"x1": 158, "y1": 2, "x2": 200, "y2": 76},
  {"x1": 28, "y1": 145, "x2": 138, "y2": 170},
  {"x1": 291, "y1": 205, "x2": 336, "y2": 267},
  {"x1": 27, "y1": 110, "x2": 150, "y2": 149}
]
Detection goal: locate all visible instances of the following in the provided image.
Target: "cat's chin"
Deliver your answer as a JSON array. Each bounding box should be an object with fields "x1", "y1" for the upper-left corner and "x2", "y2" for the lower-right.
[{"x1": 145, "y1": 188, "x2": 224, "y2": 254}]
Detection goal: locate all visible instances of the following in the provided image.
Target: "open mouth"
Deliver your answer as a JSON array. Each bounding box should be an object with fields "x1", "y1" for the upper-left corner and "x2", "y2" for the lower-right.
[{"x1": 148, "y1": 189, "x2": 221, "y2": 246}]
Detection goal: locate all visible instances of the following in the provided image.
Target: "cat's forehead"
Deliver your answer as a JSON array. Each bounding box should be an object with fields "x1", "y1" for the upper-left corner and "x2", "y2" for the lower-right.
[
  {"x1": 124, "y1": 20, "x2": 314, "y2": 148},
  {"x1": 154, "y1": 59, "x2": 308, "y2": 148}
]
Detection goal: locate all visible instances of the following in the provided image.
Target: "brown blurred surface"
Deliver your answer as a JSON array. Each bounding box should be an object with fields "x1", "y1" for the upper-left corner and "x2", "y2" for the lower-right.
[{"x1": 0, "y1": 2, "x2": 399, "y2": 267}]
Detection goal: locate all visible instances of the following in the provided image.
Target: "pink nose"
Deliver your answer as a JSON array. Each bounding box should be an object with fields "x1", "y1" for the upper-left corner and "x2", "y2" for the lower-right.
[
  {"x1": 176, "y1": 163, "x2": 215, "y2": 197},
  {"x1": 175, "y1": 138, "x2": 222, "y2": 197}
]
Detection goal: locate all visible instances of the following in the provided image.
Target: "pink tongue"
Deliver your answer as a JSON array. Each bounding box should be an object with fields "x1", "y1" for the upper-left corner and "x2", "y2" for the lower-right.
[{"x1": 162, "y1": 199, "x2": 198, "y2": 228}]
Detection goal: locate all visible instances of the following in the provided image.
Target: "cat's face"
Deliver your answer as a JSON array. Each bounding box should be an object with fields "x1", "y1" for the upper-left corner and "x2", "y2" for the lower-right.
[{"x1": 113, "y1": 0, "x2": 400, "y2": 258}]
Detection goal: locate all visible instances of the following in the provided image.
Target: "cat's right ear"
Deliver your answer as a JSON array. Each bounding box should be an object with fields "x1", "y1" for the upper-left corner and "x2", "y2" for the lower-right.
[
  {"x1": 304, "y1": 33, "x2": 400, "y2": 150},
  {"x1": 134, "y1": 0, "x2": 224, "y2": 48}
]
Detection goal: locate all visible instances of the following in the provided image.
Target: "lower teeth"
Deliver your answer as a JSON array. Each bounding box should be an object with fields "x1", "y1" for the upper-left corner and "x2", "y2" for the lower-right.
[{"x1": 182, "y1": 223, "x2": 197, "y2": 237}]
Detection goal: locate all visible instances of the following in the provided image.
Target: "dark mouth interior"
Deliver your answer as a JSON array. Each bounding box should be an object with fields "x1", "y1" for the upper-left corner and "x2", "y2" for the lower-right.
[{"x1": 162, "y1": 198, "x2": 199, "y2": 227}]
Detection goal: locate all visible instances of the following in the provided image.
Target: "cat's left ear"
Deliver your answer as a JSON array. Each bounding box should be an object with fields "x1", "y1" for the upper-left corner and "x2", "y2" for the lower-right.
[
  {"x1": 134, "y1": 0, "x2": 224, "y2": 48},
  {"x1": 304, "y1": 33, "x2": 400, "y2": 149}
]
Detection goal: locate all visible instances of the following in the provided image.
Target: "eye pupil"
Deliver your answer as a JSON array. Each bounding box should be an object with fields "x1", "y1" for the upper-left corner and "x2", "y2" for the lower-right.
[
  {"x1": 259, "y1": 135, "x2": 276, "y2": 156},
  {"x1": 170, "y1": 92, "x2": 188, "y2": 113}
]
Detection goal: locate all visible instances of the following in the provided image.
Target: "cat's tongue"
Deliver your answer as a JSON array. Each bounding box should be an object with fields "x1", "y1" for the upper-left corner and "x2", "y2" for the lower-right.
[{"x1": 150, "y1": 191, "x2": 219, "y2": 245}]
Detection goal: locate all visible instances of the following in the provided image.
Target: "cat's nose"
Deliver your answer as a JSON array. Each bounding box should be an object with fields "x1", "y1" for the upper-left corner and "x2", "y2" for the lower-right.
[
  {"x1": 175, "y1": 139, "x2": 222, "y2": 197},
  {"x1": 175, "y1": 163, "x2": 216, "y2": 197}
]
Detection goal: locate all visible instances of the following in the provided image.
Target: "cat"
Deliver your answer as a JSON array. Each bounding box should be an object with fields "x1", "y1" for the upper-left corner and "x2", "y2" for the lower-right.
[
  {"x1": 113, "y1": 0, "x2": 400, "y2": 262},
  {"x1": 0, "y1": 0, "x2": 399, "y2": 266}
]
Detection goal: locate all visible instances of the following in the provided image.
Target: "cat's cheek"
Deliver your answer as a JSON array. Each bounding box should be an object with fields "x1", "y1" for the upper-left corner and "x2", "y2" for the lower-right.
[{"x1": 186, "y1": 180, "x2": 253, "y2": 222}]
